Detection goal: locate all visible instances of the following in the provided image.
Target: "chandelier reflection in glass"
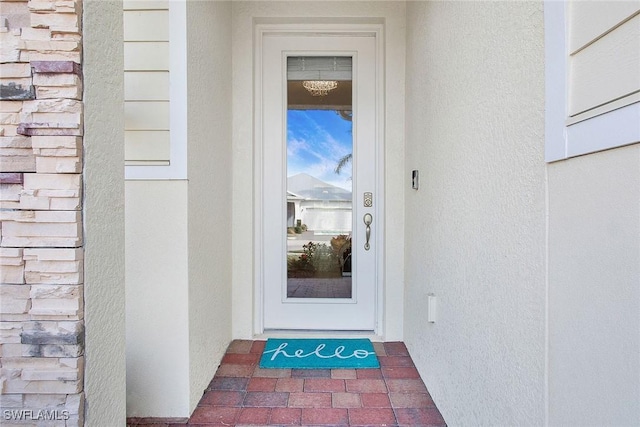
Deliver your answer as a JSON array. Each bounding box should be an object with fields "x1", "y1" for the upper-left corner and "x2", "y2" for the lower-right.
[{"x1": 303, "y1": 80, "x2": 338, "y2": 97}]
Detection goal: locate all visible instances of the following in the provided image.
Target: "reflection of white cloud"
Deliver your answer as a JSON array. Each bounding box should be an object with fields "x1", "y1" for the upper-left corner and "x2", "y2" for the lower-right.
[
  {"x1": 287, "y1": 138, "x2": 308, "y2": 157},
  {"x1": 287, "y1": 111, "x2": 352, "y2": 190}
]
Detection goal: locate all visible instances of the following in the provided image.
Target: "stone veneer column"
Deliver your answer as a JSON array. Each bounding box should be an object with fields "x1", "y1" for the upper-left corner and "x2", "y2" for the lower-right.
[{"x1": 0, "y1": 0, "x2": 84, "y2": 425}]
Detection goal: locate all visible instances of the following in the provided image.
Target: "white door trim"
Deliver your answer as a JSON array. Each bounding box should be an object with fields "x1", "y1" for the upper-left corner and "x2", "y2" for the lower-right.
[{"x1": 253, "y1": 21, "x2": 385, "y2": 336}]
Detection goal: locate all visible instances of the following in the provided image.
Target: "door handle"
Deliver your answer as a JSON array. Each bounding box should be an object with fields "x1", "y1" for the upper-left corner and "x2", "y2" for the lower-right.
[{"x1": 363, "y1": 213, "x2": 373, "y2": 251}]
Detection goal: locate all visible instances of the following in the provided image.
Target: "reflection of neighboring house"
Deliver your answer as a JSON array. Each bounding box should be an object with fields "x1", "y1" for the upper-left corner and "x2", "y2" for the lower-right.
[
  {"x1": 286, "y1": 191, "x2": 304, "y2": 227},
  {"x1": 287, "y1": 173, "x2": 352, "y2": 233}
]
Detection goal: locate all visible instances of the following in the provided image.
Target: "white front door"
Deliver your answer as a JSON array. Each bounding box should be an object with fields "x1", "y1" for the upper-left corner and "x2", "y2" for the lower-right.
[{"x1": 257, "y1": 28, "x2": 382, "y2": 331}]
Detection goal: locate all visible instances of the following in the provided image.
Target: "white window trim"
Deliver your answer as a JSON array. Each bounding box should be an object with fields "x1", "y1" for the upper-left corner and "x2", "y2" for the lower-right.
[
  {"x1": 125, "y1": 0, "x2": 187, "y2": 180},
  {"x1": 544, "y1": 1, "x2": 640, "y2": 163}
]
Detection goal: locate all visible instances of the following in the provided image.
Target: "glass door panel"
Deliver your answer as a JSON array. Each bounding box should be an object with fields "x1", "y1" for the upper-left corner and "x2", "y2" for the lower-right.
[
  {"x1": 260, "y1": 32, "x2": 378, "y2": 331},
  {"x1": 285, "y1": 56, "x2": 353, "y2": 299}
]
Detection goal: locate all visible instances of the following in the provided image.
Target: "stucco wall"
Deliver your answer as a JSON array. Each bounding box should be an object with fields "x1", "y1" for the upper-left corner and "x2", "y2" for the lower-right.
[
  {"x1": 404, "y1": 1, "x2": 547, "y2": 425},
  {"x1": 83, "y1": 0, "x2": 127, "y2": 424},
  {"x1": 186, "y1": 0, "x2": 233, "y2": 412},
  {"x1": 125, "y1": 181, "x2": 190, "y2": 416},
  {"x1": 231, "y1": 1, "x2": 406, "y2": 340},
  {"x1": 548, "y1": 145, "x2": 640, "y2": 425}
]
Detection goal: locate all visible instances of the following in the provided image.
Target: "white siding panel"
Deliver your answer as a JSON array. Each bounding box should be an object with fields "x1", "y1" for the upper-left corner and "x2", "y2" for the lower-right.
[
  {"x1": 125, "y1": 71, "x2": 169, "y2": 101},
  {"x1": 125, "y1": 101, "x2": 170, "y2": 130},
  {"x1": 123, "y1": 0, "x2": 185, "y2": 175},
  {"x1": 123, "y1": 1, "x2": 169, "y2": 11},
  {"x1": 569, "y1": 14, "x2": 640, "y2": 116},
  {"x1": 566, "y1": 102, "x2": 640, "y2": 158},
  {"x1": 125, "y1": 130, "x2": 170, "y2": 162},
  {"x1": 124, "y1": 42, "x2": 170, "y2": 71},
  {"x1": 124, "y1": 10, "x2": 169, "y2": 42},
  {"x1": 569, "y1": 1, "x2": 639, "y2": 53}
]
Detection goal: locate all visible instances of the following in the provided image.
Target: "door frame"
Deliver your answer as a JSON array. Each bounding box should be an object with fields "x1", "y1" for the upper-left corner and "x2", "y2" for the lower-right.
[{"x1": 253, "y1": 20, "x2": 386, "y2": 336}]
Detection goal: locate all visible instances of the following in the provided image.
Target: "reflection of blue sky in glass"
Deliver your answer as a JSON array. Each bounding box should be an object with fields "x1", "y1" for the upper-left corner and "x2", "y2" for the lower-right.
[{"x1": 287, "y1": 110, "x2": 352, "y2": 191}]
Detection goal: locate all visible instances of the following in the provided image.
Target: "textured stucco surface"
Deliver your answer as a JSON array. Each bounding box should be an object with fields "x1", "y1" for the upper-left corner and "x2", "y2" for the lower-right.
[
  {"x1": 83, "y1": 0, "x2": 127, "y2": 424},
  {"x1": 186, "y1": 0, "x2": 233, "y2": 413},
  {"x1": 125, "y1": 181, "x2": 190, "y2": 416},
  {"x1": 404, "y1": 2, "x2": 547, "y2": 425},
  {"x1": 231, "y1": 1, "x2": 406, "y2": 340},
  {"x1": 548, "y1": 145, "x2": 640, "y2": 425}
]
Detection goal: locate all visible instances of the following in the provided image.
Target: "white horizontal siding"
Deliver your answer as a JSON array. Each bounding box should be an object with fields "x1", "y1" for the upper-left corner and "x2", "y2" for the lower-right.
[
  {"x1": 125, "y1": 131, "x2": 170, "y2": 163},
  {"x1": 124, "y1": 4, "x2": 171, "y2": 166},
  {"x1": 125, "y1": 102, "x2": 170, "y2": 131},
  {"x1": 124, "y1": 10, "x2": 169, "y2": 42},
  {"x1": 125, "y1": 71, "x2": 169, "y2": 101},
  {"x1": 569, "y1": 13, "x2": 640, "y2": 116},
  {"x1": 124, "y1": 42, "x2": 170, "y2": 71},
  {"x1": 569, "y1": 1, "x2": 639, "y2": 53},
  {"x1": 123, "y1": 0, "x2": 169, "y2": 11},
  {"x1": 545, "y1": 0, "x2": 640, "y2": 162}
]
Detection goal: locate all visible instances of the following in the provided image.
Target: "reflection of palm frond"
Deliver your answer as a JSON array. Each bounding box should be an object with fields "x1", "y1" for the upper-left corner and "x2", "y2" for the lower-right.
[
  {"x1": 334, "y1": 153, "x2": 352, "y2": 175},
  {"x1": 337, "y1": 110, "x2": 353, "y2": 121}
]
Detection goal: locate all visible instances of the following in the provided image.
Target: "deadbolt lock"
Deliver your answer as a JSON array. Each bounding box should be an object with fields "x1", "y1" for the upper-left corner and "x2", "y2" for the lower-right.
[{"x1": 364, "y1": 192, "x2": 373, "y2": 207}]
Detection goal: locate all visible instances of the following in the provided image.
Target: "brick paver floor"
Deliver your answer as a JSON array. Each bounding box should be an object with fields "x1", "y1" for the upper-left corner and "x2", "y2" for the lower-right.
[
  {"x1": 287, "y1": 278, "x2": 352, "y2": 298},
  {"x1": 127, "y1": 340, "x2": 447, "y2": 426}
]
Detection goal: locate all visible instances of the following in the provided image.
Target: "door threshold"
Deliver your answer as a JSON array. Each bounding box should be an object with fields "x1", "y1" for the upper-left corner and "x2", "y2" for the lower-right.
[{"x1": 256, "y1": 329, "x2": 383, "y2": 342}]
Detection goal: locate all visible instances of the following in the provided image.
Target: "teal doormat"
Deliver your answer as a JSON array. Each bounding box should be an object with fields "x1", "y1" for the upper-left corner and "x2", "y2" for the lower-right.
[{"x1": 259, "y1": 338, "x2": 379, "y2": 369}]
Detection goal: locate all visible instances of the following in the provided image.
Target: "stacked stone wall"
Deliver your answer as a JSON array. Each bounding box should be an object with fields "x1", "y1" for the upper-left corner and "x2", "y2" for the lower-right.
[{"x1": 0, "y1": 0, "x2": 84, "y2": 425}]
